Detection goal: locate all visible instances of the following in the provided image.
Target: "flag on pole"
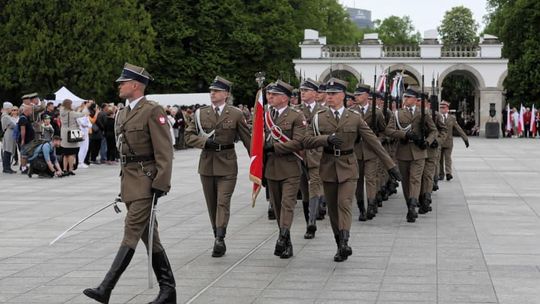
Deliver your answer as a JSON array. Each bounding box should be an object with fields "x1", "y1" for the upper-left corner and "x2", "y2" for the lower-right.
[
  {"x1": 518, "y1": 104, "x2": 525, "y2": 136},
  {"x1": 376, "y1": 70, "x2": 387, "y2": 93},
  {"x1": 249, "y1": 90, "x2": 265, "y2": 207},
  {"x1": 390, "y1": 73, "x2": 402, "y2": 98},
  {"x1": 506, "y1": 104, "x2": 512, "y2": 131},
  {"x1": 531, "y1": 104, "x2": 537, "y2": 135}
]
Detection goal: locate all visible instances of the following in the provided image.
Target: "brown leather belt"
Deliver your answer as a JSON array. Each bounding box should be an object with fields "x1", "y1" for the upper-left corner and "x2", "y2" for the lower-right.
[
  {"x1": 204, "y1": 143, "x2": 235, "y2": 151},
  {"x1": 121, "y1": 154, "x2": 155, "y2": 165},
  {"x1": 323, "y1": 148, "x2": 354, "y2": 156}
]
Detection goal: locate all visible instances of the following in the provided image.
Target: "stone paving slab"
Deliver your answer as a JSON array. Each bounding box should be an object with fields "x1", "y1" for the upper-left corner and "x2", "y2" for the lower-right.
[{"x1": 1, "y1": 137, "x2": 540, "y2": 303}]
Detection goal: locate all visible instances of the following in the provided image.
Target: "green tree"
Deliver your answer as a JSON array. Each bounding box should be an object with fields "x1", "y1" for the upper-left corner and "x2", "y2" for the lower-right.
[
  {"x1": 373, "y1": 16, "x2": 421, "y2": 45},
  {"x1": 438, "y1": 6, "x2": 479, "y2": 45},
  {"x1": 0, "y1": 0, "x2": 155, "y2": 103}
]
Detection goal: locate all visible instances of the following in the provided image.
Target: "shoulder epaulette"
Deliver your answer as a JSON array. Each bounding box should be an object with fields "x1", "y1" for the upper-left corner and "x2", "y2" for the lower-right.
[
  {"x1": 316, "y1": 108, "x2": 327, "y2": 114},
  {"x1": 226, "y1": 105, "x2": 242, "y2": 113},
  {"x1": 347, "y1": 108, "x2": 361, "y2": 115}
]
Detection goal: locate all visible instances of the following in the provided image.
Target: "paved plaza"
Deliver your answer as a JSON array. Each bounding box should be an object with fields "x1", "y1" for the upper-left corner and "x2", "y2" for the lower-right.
[{"x1": 1, "y1": 137, "x2": 540, "y2": 304}]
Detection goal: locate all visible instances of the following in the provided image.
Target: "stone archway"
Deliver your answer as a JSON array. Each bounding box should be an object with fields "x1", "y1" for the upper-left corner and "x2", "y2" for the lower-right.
[
  {"x1": 388, "y1": 64, "x2": 422, "y2": 87},
  {"x1": 319, "y1": 64, "x2": 362, "y2": 83}
]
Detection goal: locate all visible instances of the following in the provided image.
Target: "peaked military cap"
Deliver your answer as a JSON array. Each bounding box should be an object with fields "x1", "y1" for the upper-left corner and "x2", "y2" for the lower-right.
[
  {"x1": 374, "y1": 91, "x2": 384, "y2": 99},
  {"x1": 354, "y1": 84, "x2": 371, "y2": 95},
  {"x1": 21, "y1": 92, "x2": 38, "y2": 100},
  {"x1": 292, "y1": 88, "x2": 299, "y2": 98},
  {"x1": 209, "y1": 76, "x2": 232, "y2": 92},
  {"x1": 318, "y1": 83, "x2": 327, "y2": 93},
  {"x1": 267, "y1": 80, "x2": 293, "y2": 97},
  {"x1": 300, "y1": 78, "x2": 320, "y2": 91},
  {"x1": 116, "y1": 63, "x2": 154, "y2": 85},
  {"x1": 440, "y1": 101, "x2": 450, "y2": 107},
  {"x1": 403, "y1": 87, "x2": 420, "y2": 98},
  {"x1": 325, "y1": 78, "x2": 348, "y2": 93},
  {"x1": 345, "y1": 92, "x2": 355, "y2": 100}
]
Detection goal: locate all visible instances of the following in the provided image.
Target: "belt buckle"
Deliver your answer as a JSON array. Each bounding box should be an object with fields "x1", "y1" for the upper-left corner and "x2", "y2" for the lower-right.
[
  {"x1": 120, "y1": 155, "x2": 127, "y2": 165},
  {"x1": 216, "y1": 144, "x2": 222, "y2": 152},
  {"x1": 333, "y1": 148, "x2": 341, "y2": 157}
]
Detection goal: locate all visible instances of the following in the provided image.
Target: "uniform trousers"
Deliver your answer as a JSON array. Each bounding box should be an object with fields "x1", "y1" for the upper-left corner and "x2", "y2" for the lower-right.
[
  {"x1": 356, "y1": 159, "x2": 378, "y2": 201},
  {"x1": 267, "y1": 176, "x2": 300, "y2": 229},
  {"x1": 200, "y1": 175, "x2": 237, "y2": 230},
  {"x1": 122, "y1": 198, "x2": 163, "y2": 253},
  {"x1": 323, "y1": 180, "x2": 356, "y2": 235},
  {"x1": 299, "y1": 166, "x2": 323, "y2": 200},
  {"x1": 439, "y1": 147, "x2": 453, "y2": 176},
  {"x1": 398, "y1": 159, "x2": 426, "y2": 201}
]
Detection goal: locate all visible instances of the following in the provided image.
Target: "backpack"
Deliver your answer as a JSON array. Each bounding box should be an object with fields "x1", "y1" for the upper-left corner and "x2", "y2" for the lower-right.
[{"x1": 22, "y1": 139, "x2": 48, "y2": 159}]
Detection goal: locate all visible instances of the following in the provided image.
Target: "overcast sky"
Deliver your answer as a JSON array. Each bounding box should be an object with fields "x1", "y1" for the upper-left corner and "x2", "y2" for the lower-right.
[{"x1": 339, "y1": 0, "x2": 488, "y2": 34}]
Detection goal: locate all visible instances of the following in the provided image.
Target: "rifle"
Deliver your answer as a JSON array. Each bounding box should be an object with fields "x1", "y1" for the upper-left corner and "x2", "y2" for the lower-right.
[
  {"x1": 431, "y1": 76, "x2": 437, "y2": 123},
  {"x1": 383, "y1": 68, "x2": 390, "y2": 124},
  {"x1": 372, "y1": 70, "x2": 377, "y2": 132},
  {"x1": 420, "y1": 72, "x2": 425, "y2": 141}
]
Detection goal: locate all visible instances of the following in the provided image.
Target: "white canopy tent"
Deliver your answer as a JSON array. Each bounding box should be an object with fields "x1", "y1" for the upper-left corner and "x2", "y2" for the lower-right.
[
  {"x1": 50, "y1": 86, "x2": 86, "y2": 107},
  {"x1": 145, "y1": 93, "x2": 210, "y2": 107}
]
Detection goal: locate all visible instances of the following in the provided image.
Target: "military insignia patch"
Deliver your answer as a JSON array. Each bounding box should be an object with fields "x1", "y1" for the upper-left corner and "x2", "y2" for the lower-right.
[{"x1": 158, "y1": 116, "x2": 166, "y2": 125}]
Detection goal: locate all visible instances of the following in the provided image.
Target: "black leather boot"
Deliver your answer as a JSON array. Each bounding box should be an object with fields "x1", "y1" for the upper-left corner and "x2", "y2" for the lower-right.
[
  {"x1": 333, "y1": 234, "x2": 345, "y2": 262},
  {"x1": 317, "y1": 196, "x2": 326, "y2": 220},
  {"x1": 425, "y1": 192, "x2": 433, "y2": 212},
  {"x1": 274, "y1": 228, "x2": 289, "y2": 257},
  {"x1": 83, "y1": 246, "x2": 135, "y2": 303},
  {"x1": 267, "y1": 203, "x2": 276, "y2": 220},
  {"x1": 304, "y1": 197, "x2": 318, "y2": 239},
  {"x1": 212, "y1": 227, "x2": 226, "y2": 257},
  {"x1": 280, "y1": 232, "x2": 293, "y2": 259},
  {"x1": 148, "y1": 250, "x2": 177, "y2": 304},
  {"x1": 339, "y1": 230, "x2": 352, "y2": 257},
  {"x1": 366, "y1": 199, "x2": 377, "y2": 220},
  {"x1": 432, "y1": 175, "x2": 439, "y2": 191},
  {"x1": 409, "y1": 198, "x2": 419, "y2": 218},
  {"x1": 418, "y1": 194, "x2": 429, "y2": 215},
  {"x1": 376, "y1": 191, "x2": 383, "y2": 208},
  {"x1": 357, "y1": 200, "x2": 366, "y2": 222},
  {"x1": 381, "y1": 185, "x2": 389, "y2": 201},
  {"x1": 446, "y1": 174, "x2": 453, "y2": 181}
]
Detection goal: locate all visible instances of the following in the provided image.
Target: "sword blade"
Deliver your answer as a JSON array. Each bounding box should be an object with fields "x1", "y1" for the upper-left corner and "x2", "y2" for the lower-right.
[
  {"x1": 147, "y1": 193, "x2": 158, "y2": 289},
  {"x1": 49, "y1": 201, "x2": 117, "y2": 246}
]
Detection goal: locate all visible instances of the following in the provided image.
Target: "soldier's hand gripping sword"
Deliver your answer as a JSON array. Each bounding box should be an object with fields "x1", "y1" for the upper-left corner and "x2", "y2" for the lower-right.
[
  {"x1": 49, "y1": 196, "x2": 123, "y2": 246},
  {"x1": 147, "y1": 193, "x2": 159, "y2": 289}
]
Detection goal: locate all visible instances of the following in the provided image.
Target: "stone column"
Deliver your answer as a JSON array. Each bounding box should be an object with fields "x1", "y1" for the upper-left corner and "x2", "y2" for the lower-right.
[{"x1": 479, "y1": 88, "x2": 504, "y2": 136}]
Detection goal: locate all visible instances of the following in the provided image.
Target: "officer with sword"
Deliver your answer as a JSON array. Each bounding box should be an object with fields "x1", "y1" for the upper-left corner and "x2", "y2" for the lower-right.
[{"x1": 83, "y1": 63, "x2": 176, "y2": 304}]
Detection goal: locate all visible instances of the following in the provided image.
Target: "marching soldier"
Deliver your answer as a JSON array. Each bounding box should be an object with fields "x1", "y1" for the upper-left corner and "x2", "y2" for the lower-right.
[
  {"x1": 264, "y1": 80, "x2": 306, "y2": 259},
  {"x1": 419, "y1": 97, "x2": 447, "y2": 213},
  {"x1": 387, "y1": 88, "x2": 438, "y2": 223},
  {"x1": 185, "y1": 76, "x2": 251, "y2": 258},
  {"x1": 439, "y1": 100, "x2": 469, "y2": 181},
  {"x1": 84, "y1": 63, "x2": 176, "y2": 303},
  {"x1": 315, "y1": 83, "x2": 328, "y2": 219},
  {"x1": 351, "y1": 85, "x2": 388, "y2": 221},
  {"x1": 265, "y1": 83, "x2": 277, "y2": 221},
  {"x1": 296, "y1": 78, "x2": 325, "y2": 239},
  {"x1": 304, "y1": 78, "x2": 401, "y2": 262}
]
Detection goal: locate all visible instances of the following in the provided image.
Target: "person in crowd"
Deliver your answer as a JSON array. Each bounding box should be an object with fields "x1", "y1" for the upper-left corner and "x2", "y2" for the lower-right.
[
  {"x1": 39, "y1": 115, "x2": 55, "y2": 141},
  {"x1": 2, "y1": 102, "x2": 17, "y2": 173},
  {"x1": 18, "y1": 104, "x2": 36, "y2": 174},
  {"x1": 104, "y1": 106, "x2": 117, "y2": 164},
  {"x1": 60, "y1": 99, "x2": 84, "y2": 175},
  {"x1": 27, "y1": 135, "x2": 64, "y2": 178},
  {"x1": 88, "y1": 103, "x2": 104, "y2": 164},
  {"x1": 536, "y1": 110, "x2": 540, "y2": 138},
  {"x1": 523, "y1": 107, "x2": 531, "y2": 138},
  {"x1": 76, "y1": 102, "x2": 92, "y2": 168},
  {"x1": 97, "y1": 103, "x2": 109, "y2": 163},
  {"x1": 10, "y1": 106, "x2": 20, "y2": 166},
  {"x1": 172, "y1": 107, "x2": 186, "y2": 150},
  {"x1": 511, "y1": 107, "x2": 519, "y2": 138}
]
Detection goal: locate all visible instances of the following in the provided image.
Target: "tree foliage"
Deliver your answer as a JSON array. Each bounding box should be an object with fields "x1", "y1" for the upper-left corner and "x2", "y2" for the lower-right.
[
  {"x1": 485, "y1": 0, "x2": 540, "y2": 104},
  {"x1": 438, "y1": 6, "x2": 479, "y2": 45},
  {"x1": 373, "y1": 16, "x2": 421, "y2": 45},
  {"x1": 0, "y1": 0, "x2": 155, "y2": 103}
]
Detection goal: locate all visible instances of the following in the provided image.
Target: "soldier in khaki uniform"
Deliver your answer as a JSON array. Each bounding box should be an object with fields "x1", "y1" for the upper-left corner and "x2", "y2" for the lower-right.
[
  {"x1": 264, "y1": 80, "x2": 306, "y2": 259},
  {"x1": 185, "y1": 76, "x2": 251, "y2": 258},
  {"x1": 315, "y1": 83, "x2": 328, "y2": 219},
  {"x1": 351, "y1": 84, "x2": 387, "y2": 221},
  {"x1": 296, "y1": 79, "x2": 325, "y2": 239},
  {"x1": 439, "y1": 101, "x2": 469, "y2": 181},
  {"x1": 84, "y1": 63, "x2": 176, "y2": 304},
  {"x1": 419, "y1": 98, "x2": 447, "y2": 214},
  {"x1": 304, "y1": 78, "x2": 401, "y2": 262},
  {"x1": 387, "y1": 88, "x2": 438, "y2": 223}
]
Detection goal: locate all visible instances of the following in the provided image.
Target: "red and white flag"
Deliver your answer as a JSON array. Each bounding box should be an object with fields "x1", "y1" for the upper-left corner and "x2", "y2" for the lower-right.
[
  {"x1": 531, "y1": 104, "x2": 537, "y2": 135},
  {"x1": 518, "y1": 104, "x2": 525, "y2": 135},
  {"x1": 249, "y1": 90, "x2": 265, "y2": 207},
  {"x1": 376, "y1": 70, "x2": 387, "y2": 93}
]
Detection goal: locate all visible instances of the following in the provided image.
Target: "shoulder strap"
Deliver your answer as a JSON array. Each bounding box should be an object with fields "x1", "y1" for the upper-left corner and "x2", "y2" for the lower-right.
[{"x1": 313, "y1": 112, "x2": 321, "y2": 136}]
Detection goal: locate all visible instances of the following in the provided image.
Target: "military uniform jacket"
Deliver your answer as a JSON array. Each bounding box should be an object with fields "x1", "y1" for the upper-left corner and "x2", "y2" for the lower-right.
[
  {"x1": 304, "y1": 108, "x2": 395, "y2": 183},
  {"x1": 429, "y1": 111, "x2": 448, "y2": 157},
  {"x1": 184, "y1": 105, "x2": 251, "y2": 176},
  {"x1": 115, "y1": 98, "x2": 173, "y2": 202},
  {"x1": 264, "y1": 107, "x2": 306, "y2": 180},
  {"x1": 387, "y1": 107, "x2": 438, "y2": 161},
  {"x1": 295, "y1": 102, "x2": 324, "y2": 169},
  {"x1": 441, "y1": 114, "x2": 467, "y2": 148},
  {"x1": 350, "y1": 105, "x2": 387, "y2": 160}
]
